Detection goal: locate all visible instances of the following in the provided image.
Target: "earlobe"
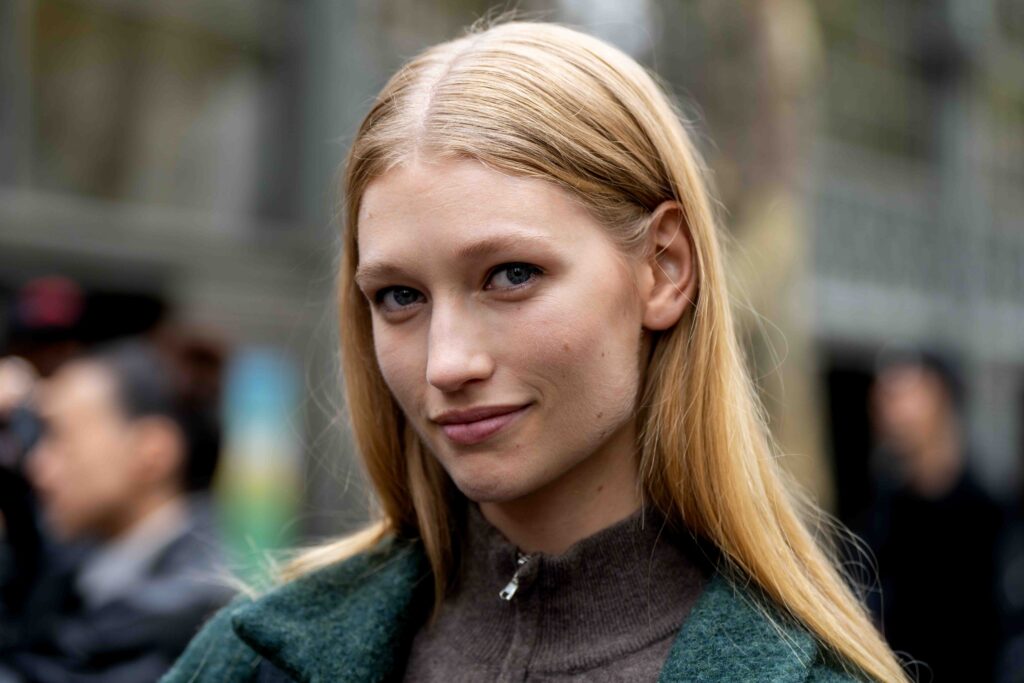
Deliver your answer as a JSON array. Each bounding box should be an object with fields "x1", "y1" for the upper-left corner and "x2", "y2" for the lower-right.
[{"x1": 641, "y1": 201, "x2": 698, "y2": 331}]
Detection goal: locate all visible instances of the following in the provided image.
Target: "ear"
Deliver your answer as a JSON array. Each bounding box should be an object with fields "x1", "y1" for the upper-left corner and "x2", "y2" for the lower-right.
[
  {"x1": 132, "y1": 416, "x2": 186, "y2": 488},
  {"x1": 641, "y1": 201, "x2": 698, "y2": 331}
]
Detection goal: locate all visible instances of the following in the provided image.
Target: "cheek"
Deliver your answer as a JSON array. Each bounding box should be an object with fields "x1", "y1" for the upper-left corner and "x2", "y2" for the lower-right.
[
  {"x1": 372, "y1": 325, "x2": 423, "y2": 412},
  {"x1": 74, "y1": 428, "x2": 134, "y2": 499},
  {"x1": 549, "y1": 324, "x2": 639, "y2": 414},
  {"x1": 520, "y1": 273, "x2": 643, "y2": 423},
  {"x1": 45, "y1": 449, "x2": 96, "y2": 520}
]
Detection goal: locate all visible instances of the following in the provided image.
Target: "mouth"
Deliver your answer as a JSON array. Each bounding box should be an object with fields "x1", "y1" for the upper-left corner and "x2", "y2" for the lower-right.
[{"x1": 433, "y1": 403, "x2": 532, "y2": 446}]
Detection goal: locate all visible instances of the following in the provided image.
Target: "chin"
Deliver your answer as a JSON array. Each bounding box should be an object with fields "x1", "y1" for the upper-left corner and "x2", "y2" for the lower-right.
[
  {"x1": 441, "y1": 455, "x2": 536, "y2": 503},
  {"x1": 450, "y1": 472, "x2": 526, "y2": 503}
]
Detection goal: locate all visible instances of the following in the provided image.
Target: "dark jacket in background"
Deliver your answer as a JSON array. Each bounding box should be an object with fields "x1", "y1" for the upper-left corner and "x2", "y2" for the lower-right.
[
  {"x1": 860, "y1": 467, "x2": 1004, "y2": 682},
  {"x1": 0, "y1": 494, "x2": 233, "y2": 683},
  {"x1": 995, "y1": 502, "x2": 1024, "y2": 683}
]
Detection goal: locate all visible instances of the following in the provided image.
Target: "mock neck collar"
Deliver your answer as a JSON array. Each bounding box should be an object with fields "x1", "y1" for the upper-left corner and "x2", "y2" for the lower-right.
[{"x1": 418, "y1": 502, "x2": 712, "y2": 673}]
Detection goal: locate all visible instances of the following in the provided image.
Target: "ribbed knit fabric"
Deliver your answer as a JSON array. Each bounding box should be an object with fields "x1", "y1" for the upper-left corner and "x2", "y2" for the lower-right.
[{"x1": 402, "y1": 503, "x2": 711, "y2": 682}]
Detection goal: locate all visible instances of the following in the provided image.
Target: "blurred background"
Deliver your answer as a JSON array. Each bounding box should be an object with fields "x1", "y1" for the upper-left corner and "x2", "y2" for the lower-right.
[{"x1": 0, "y1": 1, "x2": 1021, "y2": 681}]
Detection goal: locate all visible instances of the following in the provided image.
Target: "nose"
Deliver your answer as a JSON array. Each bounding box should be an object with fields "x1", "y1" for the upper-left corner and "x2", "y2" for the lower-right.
[{"x1": 425, "y1": 301, "x2": 495, "y2": 393}]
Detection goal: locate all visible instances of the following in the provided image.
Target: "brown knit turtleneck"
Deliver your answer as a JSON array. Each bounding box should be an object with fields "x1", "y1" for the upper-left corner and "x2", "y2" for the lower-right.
[{"x1": 401, "y1": 502, "x2": 711, "y2": 682}]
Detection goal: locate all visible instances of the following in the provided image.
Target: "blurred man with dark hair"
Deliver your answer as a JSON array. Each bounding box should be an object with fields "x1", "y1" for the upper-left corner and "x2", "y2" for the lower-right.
[
  {"x1": 0, "y1": 338, "x2": 232, "y2": 683},
  {"x1": 863, "y1": 348, "x2": 1004, "y2": 682}
]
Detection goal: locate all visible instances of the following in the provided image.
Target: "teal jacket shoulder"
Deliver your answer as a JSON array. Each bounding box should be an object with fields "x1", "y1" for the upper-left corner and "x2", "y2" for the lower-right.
[
  {"x1": 161, "y1": 535, "x2": 427, "y2": 683},
  {"x1": 161, "y1": 537, "x2": 869, "y2": 683}
]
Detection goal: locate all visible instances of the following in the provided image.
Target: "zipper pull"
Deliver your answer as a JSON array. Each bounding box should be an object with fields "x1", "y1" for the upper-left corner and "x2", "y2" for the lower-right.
[{"x1": 499, "y1": 551, "x2": 532, "y2": 601}]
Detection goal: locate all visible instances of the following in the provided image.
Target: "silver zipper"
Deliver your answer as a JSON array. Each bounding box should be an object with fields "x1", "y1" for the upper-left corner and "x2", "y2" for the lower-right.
[{"x1": 499, "y1": 551, "x2": 533, "y2": 601}]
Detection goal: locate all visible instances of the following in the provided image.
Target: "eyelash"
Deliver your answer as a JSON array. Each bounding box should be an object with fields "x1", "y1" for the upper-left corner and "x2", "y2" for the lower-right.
[
  {"x1": 484, "y1": 262, "x2": 543, "y2": 291},
  {"x1": 372, "y1": 262, "x2": 543, "y2": 313}
]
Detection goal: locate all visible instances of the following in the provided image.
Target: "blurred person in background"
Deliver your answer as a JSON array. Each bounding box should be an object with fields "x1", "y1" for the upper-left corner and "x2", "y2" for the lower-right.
[
  {"x1": 861, "y1": 349, "x2": 1005, "y2": 682},
  {"x1": 0, "y1": 276, "x2": 87, "y2": 664},
  {"x1": 0, "y1": 338, "x2": 232, "y2": 683},
  {"x1": 995, "y1": 389, "x2": 1024, "y2": 683}
]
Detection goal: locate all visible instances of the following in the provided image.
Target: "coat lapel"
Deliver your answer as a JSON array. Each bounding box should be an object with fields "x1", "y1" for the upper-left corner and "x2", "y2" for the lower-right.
[
  {"x1": 230, "y1": 538, "x2": 430, "y2": 683},
  {"x1": 658, "y1": 573, "x2": 818, "y2": 682}
]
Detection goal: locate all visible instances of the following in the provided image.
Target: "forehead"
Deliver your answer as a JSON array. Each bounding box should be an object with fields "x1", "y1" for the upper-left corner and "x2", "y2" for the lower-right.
[
  {"x1": 879, "y1": 365, "x2": 933, "y2": 390},
  {"x1": 356, "y1": 158, "x2": 599, "y2": 261},
  {"x1": 40, "y1": 362, "x2": 118, "y2": 420}
]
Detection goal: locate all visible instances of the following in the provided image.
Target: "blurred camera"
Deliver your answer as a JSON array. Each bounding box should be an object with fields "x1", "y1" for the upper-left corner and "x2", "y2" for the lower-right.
[{"x1": 0, "y1": 404, "x2": 43, "y2": 475}]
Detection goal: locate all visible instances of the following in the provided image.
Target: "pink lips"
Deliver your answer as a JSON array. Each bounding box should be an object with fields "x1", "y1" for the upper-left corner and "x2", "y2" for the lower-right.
[{"x1": 434, "y1": 404, "x2": 531, "y2": 446}]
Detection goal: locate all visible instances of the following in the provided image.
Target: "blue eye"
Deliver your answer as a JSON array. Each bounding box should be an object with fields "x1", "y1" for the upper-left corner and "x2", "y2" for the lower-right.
[
  {"x1": 375, "y1": 286, "x2": 424, "y2": 311},
  {"x1": 486, "y1": 263, "x2": 542, "y2": 289}
]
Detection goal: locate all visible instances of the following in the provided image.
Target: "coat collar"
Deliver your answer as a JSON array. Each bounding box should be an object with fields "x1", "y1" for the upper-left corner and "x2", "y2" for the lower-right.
[
  {"x1": 658, "y1": 572, "x2": 818, "y2": 682},
  {"x1": 230, "y1": 537, "x2": 430, "y2": 682},
  {"x1": 230, "y1": 538, "x2": 818, "y2": 682}
]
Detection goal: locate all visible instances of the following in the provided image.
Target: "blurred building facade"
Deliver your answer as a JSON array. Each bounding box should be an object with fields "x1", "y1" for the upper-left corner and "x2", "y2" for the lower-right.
[{"x1": 0, "y1": 0, "x2": 1022, "y2": 538}]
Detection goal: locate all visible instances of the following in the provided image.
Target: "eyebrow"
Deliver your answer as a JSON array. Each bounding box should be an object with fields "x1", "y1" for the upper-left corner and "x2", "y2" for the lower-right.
[{"x1": 355, "y1": 232, "x2": 555, "y2": 285}]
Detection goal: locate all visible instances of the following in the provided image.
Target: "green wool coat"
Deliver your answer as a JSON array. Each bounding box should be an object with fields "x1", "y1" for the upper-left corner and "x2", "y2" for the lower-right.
[{"x1": 160, "y1": 537, "x2": 866, "y2": 682}]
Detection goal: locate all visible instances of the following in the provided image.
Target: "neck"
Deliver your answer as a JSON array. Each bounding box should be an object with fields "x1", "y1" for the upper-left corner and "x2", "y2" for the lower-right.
[
  {"x1": 479, "y1": 418, "x2": 641, "y2": 555},
  {"x1": 103, "y1": 488, "x2": 184, "y2": 541}
]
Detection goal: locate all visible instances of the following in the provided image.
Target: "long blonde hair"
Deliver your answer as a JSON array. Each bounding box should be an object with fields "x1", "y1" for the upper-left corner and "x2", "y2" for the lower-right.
[{"x1": 287, "y1": 19, "x2": 906, "y2": 683}]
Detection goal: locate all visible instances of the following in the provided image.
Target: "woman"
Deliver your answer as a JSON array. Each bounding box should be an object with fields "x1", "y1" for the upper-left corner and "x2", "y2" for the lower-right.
[{"x1": 163, "y1": 20, "x2": 908, "y2": 683}]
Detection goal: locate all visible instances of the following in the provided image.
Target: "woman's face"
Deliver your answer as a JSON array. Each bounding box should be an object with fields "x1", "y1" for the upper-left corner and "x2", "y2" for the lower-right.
[{"x1": 356, "y1": 157, "x2": 647, "y2": 506}]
